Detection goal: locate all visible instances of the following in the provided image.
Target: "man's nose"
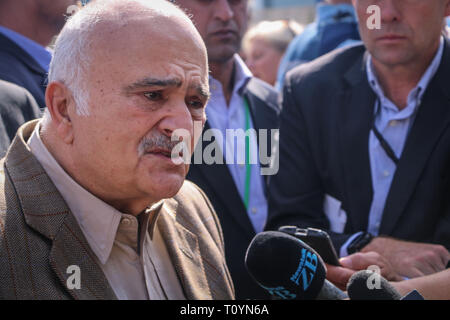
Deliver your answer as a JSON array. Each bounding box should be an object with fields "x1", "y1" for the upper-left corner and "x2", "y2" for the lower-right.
[
  {"x1": 213, "y1": 0, "x2": 234, "y2": 22},
  {"x1": 379, "y1": 0, "x2": 401, "y2": 24},
  {"x1": 158, "y1": 101, "x2": 193, "y2": 139}
]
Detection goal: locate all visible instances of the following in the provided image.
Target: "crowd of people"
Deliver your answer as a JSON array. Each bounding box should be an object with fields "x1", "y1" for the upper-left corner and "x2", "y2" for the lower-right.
[{"x1": 0, "y1": 0, "x2": 450, "y2": 300}]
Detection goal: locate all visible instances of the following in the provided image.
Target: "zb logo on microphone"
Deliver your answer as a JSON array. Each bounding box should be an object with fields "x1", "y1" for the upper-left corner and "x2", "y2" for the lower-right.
[{"x1": 290, "y1": 248, "x2": 318, "y2": 290}]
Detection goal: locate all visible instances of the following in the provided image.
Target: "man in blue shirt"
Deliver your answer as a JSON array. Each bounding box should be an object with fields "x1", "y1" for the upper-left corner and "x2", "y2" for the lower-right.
[
  {"x1": 0, "y1": 0, "x2": 77, "y2": 108},
  {"x1": 267, "y1": 0, "x2": 450, "y2": 281},
  {"x1": 174, "y1": 0, "x2": 280, "y2": 299},
  {"x1": 276, "y1": 0, "x2": 360, "y2": 90}
]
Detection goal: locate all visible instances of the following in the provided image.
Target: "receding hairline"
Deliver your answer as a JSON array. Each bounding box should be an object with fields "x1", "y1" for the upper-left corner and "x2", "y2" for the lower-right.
[
  {"x1": 71, "y1": 0, "x2": 206, "y2": 60},
  {"x1": 47, "y1": 0, "x2": 207, "y2": 117}
]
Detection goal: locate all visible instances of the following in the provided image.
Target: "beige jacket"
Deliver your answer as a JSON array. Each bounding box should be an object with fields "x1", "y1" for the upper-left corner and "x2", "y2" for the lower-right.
[{"x1": 0, "y1": 120, "x2": 235, "y2": 300}]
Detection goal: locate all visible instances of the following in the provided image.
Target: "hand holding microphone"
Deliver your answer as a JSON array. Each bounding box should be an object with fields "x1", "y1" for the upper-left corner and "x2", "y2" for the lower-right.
[
  {"x1": 245, "y1": 231, "x2": 348, "y2": 300},
  {"x1": 245, "y1": 230, "x2": 426, "y2": 300}
]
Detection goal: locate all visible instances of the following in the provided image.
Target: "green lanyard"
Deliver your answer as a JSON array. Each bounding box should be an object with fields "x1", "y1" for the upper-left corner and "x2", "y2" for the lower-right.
[{"x1": 243, "y1": 98, "x2": 251, "y2": 210}]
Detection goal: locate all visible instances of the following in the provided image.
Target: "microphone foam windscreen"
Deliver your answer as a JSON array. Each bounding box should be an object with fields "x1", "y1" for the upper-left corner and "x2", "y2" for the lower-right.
[
  {"x1": 245, "y1": 231, "x2": 327, "y2": 300},
  {"x1": 347, "y1": 270, "x2": 402, "y2": 300}
]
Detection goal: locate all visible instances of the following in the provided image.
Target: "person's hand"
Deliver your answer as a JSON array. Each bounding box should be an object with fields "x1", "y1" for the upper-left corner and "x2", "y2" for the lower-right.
[
  {"x1": 361, "y1": 237, "x2": 450, "y2": 278},
  {"x1": 325, "y1": 251, "x2": 402, "y2": 290},
  {"x1": 325, "y1": 263, "x2": 355, "y2": 291}
]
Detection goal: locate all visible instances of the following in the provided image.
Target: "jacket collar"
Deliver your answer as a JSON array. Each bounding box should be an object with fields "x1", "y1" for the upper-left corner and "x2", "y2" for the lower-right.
[
  {"x1": 339, "y1": 39, "x2": 450, "y2": 233},
  {"x1": 5, "y1": 120, "x2": 116, "y2": 299}
]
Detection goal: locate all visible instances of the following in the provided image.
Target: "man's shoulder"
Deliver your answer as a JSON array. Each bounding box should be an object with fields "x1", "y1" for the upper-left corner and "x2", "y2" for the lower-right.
[
  {"x1": 0, "y1": 51, "x2": 35, "y2": 90},
  {"x1": 244, "y1": 77, "x2": 280, "y2": 113},
  {"x1": 167, "y1": 180, "x2": 225, "y2": 247},
  {"x1": 286, "y1": 44, "x2": 366, "y2": 87},
  {"x1": 0, "y1": 80, "x2": 33, "y2": 104},
  {"x1": 171, "y1": 180, "x2": 215, "y2": 216},
  {"x1": 0, "y1": 41, "x2": 26, "y2": 70}
]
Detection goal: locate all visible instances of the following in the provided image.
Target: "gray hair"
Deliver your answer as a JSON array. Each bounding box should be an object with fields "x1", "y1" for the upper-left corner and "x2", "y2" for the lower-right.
[{"x1": 47, "y1": 0, "x2": 195, "y2": 117}]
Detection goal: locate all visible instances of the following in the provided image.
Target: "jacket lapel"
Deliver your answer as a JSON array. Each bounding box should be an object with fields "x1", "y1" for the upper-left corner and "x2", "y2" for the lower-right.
[
  {"x1": 242, "y1": 78, "x2": 280, "y2": 186},
  {"x1": 339, "y1": 52, "x2": 376, "y2": 232},
  {"x1": 157, "y1": 200, "x2": 212, "y2": 300},
  {"x1": 191, "y1": 122, "x2": 255, "y2": 236},
  {"x1": 380, "y1": 40, "x2": 450, "y2": 235},
  {"x1": 5, "y1": 121, "x2": 116, "y2": 300}
]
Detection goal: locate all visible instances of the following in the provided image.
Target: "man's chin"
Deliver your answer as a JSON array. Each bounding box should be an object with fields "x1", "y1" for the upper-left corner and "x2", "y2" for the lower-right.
[
  {"x1": 144, "y1": 173, "x2": 186, "y2": 199},
  {"x1": 371, "y1": 45, "x2": 415, "y2": 67},
  {"x1": 207, "y1": 45, "x2": 240, "y2": 63}
]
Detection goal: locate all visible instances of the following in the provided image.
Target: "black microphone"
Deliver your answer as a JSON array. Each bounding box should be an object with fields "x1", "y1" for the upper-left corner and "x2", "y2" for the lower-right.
[
  {"x1": 347, "y1": 270, "x2": 426, "y2": 300},
  {"x1": 347, "y1": 270, "x2": 402, "y2": 300},
  {"x1": 245, "y1": 231, "x2": 348, "y2": 300}
]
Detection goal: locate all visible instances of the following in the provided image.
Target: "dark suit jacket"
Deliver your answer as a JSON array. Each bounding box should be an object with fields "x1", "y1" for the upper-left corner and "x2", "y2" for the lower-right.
[
  {"x1": 0, "y1": 32, "x2": 47, "y2": 108},
  {"x1": 0, "y1": 80, "x2": 41, "y2": 157},
  {"x1": 0, "y1": 120, "x2": 235, "y2": 300},
  {"x1": 187, "y1": 77, "x2": 280, "y2": 299},
  {"x1": 266, "y1": 40, "x2": 450, "y2": 253}
]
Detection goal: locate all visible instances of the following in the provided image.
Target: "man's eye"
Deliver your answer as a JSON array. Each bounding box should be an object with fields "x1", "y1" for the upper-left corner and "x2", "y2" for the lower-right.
[
  {"x1": 144, "y1": 91, "x2": 163, "y2": 101},
  {"x1": 187, "y1": 99, "x2": 205, "y2": 110}
]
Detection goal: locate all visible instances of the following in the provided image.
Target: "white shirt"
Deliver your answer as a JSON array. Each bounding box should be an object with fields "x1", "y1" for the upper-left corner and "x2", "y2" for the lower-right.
[
  {"x1": 206, "y1": 54, "x2": 268, "y2": 233},
  {"x1": 27, "y1": 122, "x2": 185, "y2": 300}
]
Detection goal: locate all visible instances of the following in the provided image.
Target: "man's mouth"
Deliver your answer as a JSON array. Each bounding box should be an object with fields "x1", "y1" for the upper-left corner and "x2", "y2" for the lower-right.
[
  {"x1": 211, "y1": 29, "x2": 237, "y2": 39},
  {"x1": 146, "y1": 147, "x2": 173, "y2": 158},
  {"x1": 376, "y1": 34, "x2": 407, "y2": 41}
]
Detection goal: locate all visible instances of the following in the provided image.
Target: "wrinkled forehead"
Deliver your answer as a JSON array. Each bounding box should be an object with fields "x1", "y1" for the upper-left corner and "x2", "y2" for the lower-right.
[
  {"x1": 92, "y1": 14, "x2": 206, "y2": 57},
  {"x1": 87, "y1": 15, "x2": 209, "y2": 86}
]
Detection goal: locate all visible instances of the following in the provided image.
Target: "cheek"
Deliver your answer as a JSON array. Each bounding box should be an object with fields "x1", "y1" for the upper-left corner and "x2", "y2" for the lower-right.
[{"x1": 266, "y1": 51, "x2": 282, "y2": 66}]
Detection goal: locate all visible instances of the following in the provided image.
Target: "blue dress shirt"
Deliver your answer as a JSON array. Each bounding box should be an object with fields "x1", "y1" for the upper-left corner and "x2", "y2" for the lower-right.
[
  {"x1": 366, "y1": 37, "x2": 445, "y2": 236},
  {"x1": 0, "y1": 26, "x2": 52, "y2": 72},
  {"x1": 340, "y1": 37, "x2": 445, "y2": 257},
  {"x1": 206, "y1": 55, "x2": 268, "y2": 233}
]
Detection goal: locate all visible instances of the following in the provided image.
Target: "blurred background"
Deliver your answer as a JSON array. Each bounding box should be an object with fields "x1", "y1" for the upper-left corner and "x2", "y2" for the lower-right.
[{"x1": 249, "y1": 0, "x2": 316, "y2": 26}]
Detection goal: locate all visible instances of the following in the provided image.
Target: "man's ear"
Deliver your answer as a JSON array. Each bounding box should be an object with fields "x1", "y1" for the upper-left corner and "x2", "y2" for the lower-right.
[{"x1": 45, "y1": 82, "x2": 75, "y2": 144}]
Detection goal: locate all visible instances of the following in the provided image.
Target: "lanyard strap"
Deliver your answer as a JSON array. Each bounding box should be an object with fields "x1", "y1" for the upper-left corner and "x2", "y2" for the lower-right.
[
  {"x1": 372, "y1": 99, "x2": 399, "y2": 165},
  {"x1": 372, "y1": 91, "x2": 422, "y2": 166},
  {"x1": 243, "y1": 97, "x2": 251, "y2": 210}
]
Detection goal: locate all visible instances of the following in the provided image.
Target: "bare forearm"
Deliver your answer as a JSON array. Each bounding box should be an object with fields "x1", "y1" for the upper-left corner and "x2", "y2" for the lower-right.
[
  {"x1": 361, "y1": 236, "x2": 450, "y2": 278},
  {"x1": 393, "y1": 269, "x2": 450, "y2": 300}
]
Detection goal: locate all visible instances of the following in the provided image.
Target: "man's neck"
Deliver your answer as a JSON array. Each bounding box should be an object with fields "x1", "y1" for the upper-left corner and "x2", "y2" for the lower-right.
[
  {"x1": 371, "y1": 43, "x2": 440, "y2": 110},
  {"x1": 210, "y1": 58, "x2": 236, "y2": 106}
]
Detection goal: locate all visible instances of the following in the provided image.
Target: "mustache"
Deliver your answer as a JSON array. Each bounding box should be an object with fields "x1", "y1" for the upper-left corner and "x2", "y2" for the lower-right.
[
  {"x1": 370, "y1": 23, "x2": 408, "y2": 37},
  {"x1": 137, "y1": 133, "x2": 181, "y2": 157},
  {"x1": 209, "y1": 20, "x2": 239, "y2": 34}
]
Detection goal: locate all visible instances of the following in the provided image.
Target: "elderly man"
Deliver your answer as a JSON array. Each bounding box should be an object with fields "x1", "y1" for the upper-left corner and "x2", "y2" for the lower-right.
[
  {"x1": 175, "y1": 0, "x2": 280, "y2": 299},
  {"x1": 0, "y1": 0, "x2": 234, "y2": 300},
  {"x1": 267, "y1": 0, "x2": 450, "y2": 280}
]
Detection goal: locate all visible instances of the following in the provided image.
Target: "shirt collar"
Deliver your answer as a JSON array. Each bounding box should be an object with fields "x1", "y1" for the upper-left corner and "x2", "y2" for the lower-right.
[
  {"x1": 366, "y1": 36, "x2": 445, "y2": 112},
  {"x1": 209, "y1": 54, "x2": 252, "y2": 97},
  {"x1": 0, "y1": 26, "x2": 52, "y2": 72},
  {"x1": 27, "y1": 122, "x2": 164, "y2": 264}
]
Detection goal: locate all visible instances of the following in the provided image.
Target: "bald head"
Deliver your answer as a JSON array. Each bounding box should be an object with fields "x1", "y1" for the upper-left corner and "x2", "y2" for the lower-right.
[
  {"x1": 48, "y1": 0, "x2": 206, "y2": 116},
  {"x1": 43, "y1": 0, "x2": 210, "y2": 214}
]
